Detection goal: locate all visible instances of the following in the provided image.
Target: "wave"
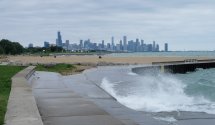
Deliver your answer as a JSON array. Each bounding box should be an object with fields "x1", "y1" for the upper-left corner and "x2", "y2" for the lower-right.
[{"x1": 100, "y1": 72, "x2": 215, "y2": 114}]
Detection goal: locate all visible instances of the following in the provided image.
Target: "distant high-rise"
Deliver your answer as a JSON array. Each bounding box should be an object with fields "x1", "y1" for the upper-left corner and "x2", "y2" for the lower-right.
[
  {"x1": 28, "y1": 43, "x2": 33, "y2": 48},
  {"x1": 141, "y1": 40, "x2": 144, "y2": 46},
  {"x1": 111, "y1": 36, "x2": 115, "y2": 50},
  {"x1": 148, "y1": 44, "x2": 153, "y2": 52},
  {"x1": 156, "y1": 44, "x2": 159, "y2": 52},
  {"x1": 79, "y1": 40, "x2": 83, "y2": 49},
  {"x1": 165, "y1": 43, "x2": 168, "y2": 52},
  {"x1": 102, "y1": 40, "x2": 105, "y2": 49},
  {"x1": 107, "y1": 43, "x2": 111, "y2": 50},
  {"x1": 65, "y1": 40, "x2": 70, "y2": 50},
  {"x1": 56, "y1": 31, "x2": 63, "y2": 47},
  {"x1": 123, "y1": 36, "x2": 127, "y2": 51},
  {"x1": 120, "y1": 40, "x2": 123, "y2": 50},
  {"x1": 44, "y1": 41, "x2": 50, "y2": 48},
  {"x1": 153, "y1": 41, "x2": 156, "y2": 51},
  {"x1": 135, "y1": 39, "x2": 140, "y2": 52},
  {"x1": 111, "y1": 37, "x2": 114, "y2": 45}
]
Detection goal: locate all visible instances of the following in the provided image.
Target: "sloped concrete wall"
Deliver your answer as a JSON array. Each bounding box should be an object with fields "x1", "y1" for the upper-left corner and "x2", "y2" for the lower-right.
[{"x1": 4, "y1": 66, "x2": 43, "y2": 125}]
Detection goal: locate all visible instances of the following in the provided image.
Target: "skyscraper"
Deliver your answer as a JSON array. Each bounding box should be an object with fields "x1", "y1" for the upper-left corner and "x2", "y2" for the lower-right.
[
  {"x1": 44, "y1": 41, "x2": 50, "y2": 48},
  {"x1": 111, "y1": 36, "x2": 115, "y2": 50},
  {"x1": 65, "y1": 40, "x2": 70, "y2": 50},
  {"x1": 156, "y1": 44, "x2": 159, "y2": 52},
  {"x1": 141, "y1": 40, "x2": 144, "y2": 46},
  {"x1": 136, "y1": 38, "x2": 140, "y2": 52},
  {"x1": 123, "y1": 36, "x2": 127, "y2": 51},
  {"x1": 79, "y1": 40, "x2": 83, "y2": 49},
  {"x1": 107, "y1": 43, "x2": 111, "y2": 50},
  {"x1": 28, "y1": 43, "x2": 33, "y2": 48},
  {"x1": 165, "y1": 43, "x2": 168, "y2": 52},
  {"x1": 102, "y1": 40, "x2": 105, "y2": 49},
  {"x1": 153, "y1": 41, "x2": 156, "y2": 52},
  {"x1": 56, "y1": 31, "x2": 63, "y2": 47},
  {"x1": 120, "y1": 40, "x2": 123, "y2": 50}
]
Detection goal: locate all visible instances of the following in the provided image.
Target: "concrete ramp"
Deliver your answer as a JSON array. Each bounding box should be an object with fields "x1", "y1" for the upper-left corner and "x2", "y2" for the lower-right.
[
  {"x1": 4, "y1": 66, "x2": 43, "y2": 125},
  {"x1": 31, "y1": 71, "x2": 131, "y2": 125}
]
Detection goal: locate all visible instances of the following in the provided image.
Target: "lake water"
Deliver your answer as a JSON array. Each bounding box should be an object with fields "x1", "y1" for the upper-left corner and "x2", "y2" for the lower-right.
[
  {"x1": 107, "y1": 51, "x2": 215, "y2": 57},
  {"x1": 100, "y1": 67, "x2": 215, "y2": 121}
]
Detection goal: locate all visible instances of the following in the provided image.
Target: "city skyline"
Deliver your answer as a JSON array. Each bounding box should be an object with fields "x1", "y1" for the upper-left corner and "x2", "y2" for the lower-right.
[
  {"x1": 1, "y1": 0, "x2": 215, "y2": 51},
  {"x1": 39, "y1": 31, "x2": 168, "y2": 52}
]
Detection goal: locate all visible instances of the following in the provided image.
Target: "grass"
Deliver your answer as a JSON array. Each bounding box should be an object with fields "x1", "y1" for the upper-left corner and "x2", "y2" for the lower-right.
[
  {"x1": 0, "y1": 66, "x2": 25, "y2": 125},
  {"x1": 35, "y1": 63, "x2": 77, "y2": 75},
  {"x1": 35, "y1": 63, "x2": 93, "y2": 75}
]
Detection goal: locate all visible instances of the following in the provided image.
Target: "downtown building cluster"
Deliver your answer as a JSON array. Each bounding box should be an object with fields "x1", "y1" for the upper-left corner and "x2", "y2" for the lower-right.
[{"x1": 43, "y1": 31, "x2": 169, "y2": 52}]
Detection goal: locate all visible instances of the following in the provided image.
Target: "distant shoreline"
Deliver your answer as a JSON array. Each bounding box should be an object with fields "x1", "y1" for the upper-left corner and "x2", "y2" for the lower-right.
[{"x1": 5, "y1": 55, "x2": 210, "y2": 66}]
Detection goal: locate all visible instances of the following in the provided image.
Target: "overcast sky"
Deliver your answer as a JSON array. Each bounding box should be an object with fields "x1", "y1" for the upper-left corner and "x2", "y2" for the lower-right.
[{"x1": 0, "y1": 0, "x2": 215, "y2": 50}]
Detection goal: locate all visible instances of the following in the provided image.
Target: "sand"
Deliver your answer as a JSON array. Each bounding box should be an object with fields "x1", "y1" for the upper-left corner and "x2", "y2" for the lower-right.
[{"x1": 7, "y1": 55, "x2": 210, "y2": 65}]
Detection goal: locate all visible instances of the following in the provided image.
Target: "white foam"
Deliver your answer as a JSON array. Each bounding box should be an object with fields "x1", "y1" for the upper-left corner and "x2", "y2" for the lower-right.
[
  {"x1": 154, "y1": 116, "x2": 177, "y2": 122},
  {"x1": 127, "y1": 72, "x2": 138, "y2": 76},
  {"x1": 100, "y1": 73, "x2": 215, "y2": 114}
]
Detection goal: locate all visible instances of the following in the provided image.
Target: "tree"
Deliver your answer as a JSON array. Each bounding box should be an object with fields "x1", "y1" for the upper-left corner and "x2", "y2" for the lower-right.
[
  {"x1": 12, "y1": 42, "x2": 24, "y2": 54},
  {"x1": 0, "y1": 39, "x2": 24, "y2": 55},
  {"x1": 0, "y1": 39, "x2": 14, "y2": 54},
  {"x1": 0, "y1": 45, "x2": 3, "y2": 54}
]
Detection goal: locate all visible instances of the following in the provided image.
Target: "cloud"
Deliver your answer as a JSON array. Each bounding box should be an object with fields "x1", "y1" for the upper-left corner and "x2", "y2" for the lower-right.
[{"x1": 0, "y1": 0, "x2": 215, "y2": 50}]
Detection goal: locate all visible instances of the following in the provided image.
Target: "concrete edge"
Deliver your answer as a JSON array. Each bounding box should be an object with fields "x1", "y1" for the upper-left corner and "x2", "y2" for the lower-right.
[{"x1": 4, "y1": 66, "x2": 44, "y2": 125}]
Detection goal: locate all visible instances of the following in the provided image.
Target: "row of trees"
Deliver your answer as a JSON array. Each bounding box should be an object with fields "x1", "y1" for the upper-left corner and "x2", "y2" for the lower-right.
[
  {"x1": 26, "y1": 46, "x2": 64, "y2": 54},
  {"x1": 0, "y1": 39, "x2": 65, "y2": 55},
  {"x1": 0, "y1": 39, "x2": 24, "y2": 55}
]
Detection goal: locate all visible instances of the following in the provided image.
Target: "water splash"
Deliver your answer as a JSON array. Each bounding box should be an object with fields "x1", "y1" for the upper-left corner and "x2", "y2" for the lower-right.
[{"x1": 100, "y1": 72, "x2": 215, "y2": 114}]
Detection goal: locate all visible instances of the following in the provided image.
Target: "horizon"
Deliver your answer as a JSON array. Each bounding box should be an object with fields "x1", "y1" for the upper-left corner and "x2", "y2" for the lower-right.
[{"x1": 1, "y1": 0, "x2": 215, "y2": 51}]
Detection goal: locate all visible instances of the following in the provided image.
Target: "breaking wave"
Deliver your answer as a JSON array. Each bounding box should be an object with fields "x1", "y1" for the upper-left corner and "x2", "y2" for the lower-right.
[{"x1": 100, "y1": 71, "x2": 215, "y2": 114}]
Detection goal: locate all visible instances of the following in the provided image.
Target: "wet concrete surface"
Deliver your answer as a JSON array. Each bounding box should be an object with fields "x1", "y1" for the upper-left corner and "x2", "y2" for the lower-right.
[
  {"x1": 30, "y1": 71, "x2": 135, "y2": 125},
  {"x1": 5, "y1": 66, "x2": 43, "y2": 125},
  {"x1": 29, "y1": 65, "x2": 215, "y2": 125}
]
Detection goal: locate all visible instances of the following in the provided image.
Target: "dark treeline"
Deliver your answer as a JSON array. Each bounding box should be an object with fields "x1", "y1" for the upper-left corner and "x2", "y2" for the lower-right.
[
  {"x1": 0, "y1": 39, "x2": 64, "y2": 55},
  {"x1": 26, "y1": 46, "x2": 64, "y2": 54},
  {"x1": 0, "y1": 39, "x2": 24, "y2": 55}
]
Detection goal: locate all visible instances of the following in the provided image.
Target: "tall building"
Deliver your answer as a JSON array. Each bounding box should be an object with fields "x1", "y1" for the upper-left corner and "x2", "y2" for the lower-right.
[
  {"x1": 111, "y1": 36, "x2": 115, "y2": 50},
  {"x1": 56, "y1": 31, "x2": 63, "y2": 47},
  {"x1": 44, "y1": 41, "x2": 50, "y2": 48},
  {"x1": 28, "y1": 43, "x2": 33, "y2": 48},
  {"x1": 165, "y1": 43, "x2": 168, "y2": 52},
  {"x1": 136, "y1": 38, "x2": 140, "y2": 52},
  {"x1": 153, "y1": 41, "x2": 156, "y2": 52},
  {"x1": 141, "y1": 40, "x2": 144, "y2": 46},
  {"x1": 102, "y1": 40, "x2": 105, "y2": 49},
  {"x1": 65, "y1": 40, "x2": 70, "y2": 50},
  {"x1": 123, "y1": 36, "x2": 127, "y2": 51},
  {"x1": 79, "y1": 40, "x2": 83, "y2": 49},
  {"x1": 156, "y1": 44, "x2": 159, "y2": 52},
  {"x1": 107, "y1": 43, "x2": 111, "y2": 50},
  {"x1": 119, "y1": 40, "x2": 123, "y2": 50},
  {"x1": 148, "y1": 44, "x2": 153, "y2": 52}
]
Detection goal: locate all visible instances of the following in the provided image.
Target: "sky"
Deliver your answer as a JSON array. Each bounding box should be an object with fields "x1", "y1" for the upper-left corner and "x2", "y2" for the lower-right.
[{"x1": 0, "y1": 0, "x2": 215, "y2": 51}]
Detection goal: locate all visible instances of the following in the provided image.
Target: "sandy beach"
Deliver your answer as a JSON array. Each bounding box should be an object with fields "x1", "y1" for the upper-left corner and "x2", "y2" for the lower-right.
[{"x1": 7, "y1": 55, "x2": 210, "y2": 65}]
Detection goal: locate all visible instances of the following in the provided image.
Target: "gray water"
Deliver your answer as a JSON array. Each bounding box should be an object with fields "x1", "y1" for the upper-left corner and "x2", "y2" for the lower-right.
[
  {"x1": 178, "y1": 68, "x2": 215, "y2": 102},
  {"x1": 107, "y1": 51, "x2": 215, "y2": 57}
]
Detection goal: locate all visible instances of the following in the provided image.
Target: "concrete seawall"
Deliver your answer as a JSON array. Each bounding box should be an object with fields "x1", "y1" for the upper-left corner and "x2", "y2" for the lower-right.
[
  {"x1": 4, "y1": 66, "x2": 43, "y2": 125},
  {"x1": 25, "y1": 65, "x2": 215, "y2": 125},
  {"x1": 132, "y1": 60, "x2": 215, "y2": 74}
]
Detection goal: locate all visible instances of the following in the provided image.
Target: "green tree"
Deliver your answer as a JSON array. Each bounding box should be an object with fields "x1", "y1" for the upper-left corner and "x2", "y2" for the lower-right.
[
  {"x1": 0, "y1": 39, "x2": 24, "y2": 55},
  {"x1": 0, "y1": 39, "x2": 14, "y2": 54},
  {"x1": 0, "y1": 45, "x2": 3, "y2": 54},
  {"x1": 12, "y1": 42, "x2": 24, "y2": 54}
]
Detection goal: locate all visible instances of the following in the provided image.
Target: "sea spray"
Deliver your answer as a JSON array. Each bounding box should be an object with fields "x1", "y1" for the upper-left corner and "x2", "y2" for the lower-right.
[{"x1": 100, "y1": 71, "x2": 215, "y2": 114}]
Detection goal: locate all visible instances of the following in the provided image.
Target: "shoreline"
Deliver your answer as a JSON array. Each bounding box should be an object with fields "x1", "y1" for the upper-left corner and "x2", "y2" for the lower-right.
[{"x1": 6, "y1": 55, "x2": 211, "y2": 66}]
